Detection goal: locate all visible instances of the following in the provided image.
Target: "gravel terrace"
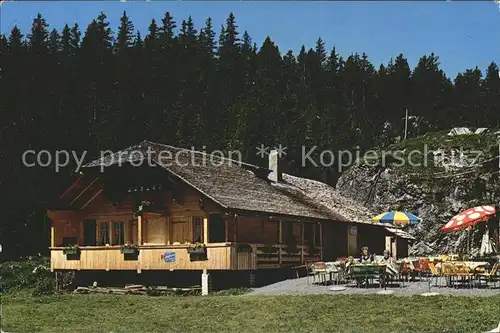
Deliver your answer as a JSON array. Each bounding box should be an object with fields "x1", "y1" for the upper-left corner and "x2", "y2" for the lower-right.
[{"x1": 246, "y1": 277, "x2": 500, "y2": 297}]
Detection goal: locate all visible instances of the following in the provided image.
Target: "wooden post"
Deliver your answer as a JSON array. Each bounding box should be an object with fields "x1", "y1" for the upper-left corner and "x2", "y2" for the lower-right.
[
  {"x1": 225, "y1": 219, "x2": 229, "y2": 242},
  {"x1": 319, "y1": 222, "x2": 323, "y2": 261},
  {"x1": 143, "y1": 214, "x2": 147, "y2": 244},
  {"x1": 278, "y1": 220, "x2": 282, "y2": 264},
  {"x1": 234, "y1": 215, "x2": 238, "y2": 242},
  {"x1": 201, "y1": 268, "x2": 209, "y2": 296},
  {"x1": 203, "y1": 216, "x2": 209, "y2": 244},
  {"x1": 108, "y1": 221, "x2": 114, "y2": 246},
  {"x1": 50, "y1": 221, "x2": 55, "y2": 248},
  {"x1": 78, "y1": 220, "x2": 84, "y2": 245},
  {"x1": 137, "y1": 215, "x2": 142, "y2": 245},
  {"x1": 165, "y1": 216, "x2": 170, "y2": 244},
  {"x1": 300, "y1": 222, "x2": 305, "y2": 263}
]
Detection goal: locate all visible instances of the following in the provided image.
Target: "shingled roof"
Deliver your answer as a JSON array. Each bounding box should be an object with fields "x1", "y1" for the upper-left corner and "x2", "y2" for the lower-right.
[
  {"x1": 82, "y1": 140, "x2": 415, "y2": 239},
  {"x1": 280, "y1": 174, "x2": 415, "y2": 240},
  {"x1": 83, "y1": 141, "x2": 335, "y2": 221}
]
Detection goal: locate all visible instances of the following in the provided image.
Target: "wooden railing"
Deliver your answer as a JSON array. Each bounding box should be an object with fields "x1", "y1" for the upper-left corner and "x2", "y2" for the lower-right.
[
  {"x1": 250, "y1": 244, "x2": 322, "y2": 268},
  {"x1": 50, "y1": 243, "x2": 236, "y2": 271},
  {"x1": 50, "y1": 243, "x2": 322, "y2": 271}
]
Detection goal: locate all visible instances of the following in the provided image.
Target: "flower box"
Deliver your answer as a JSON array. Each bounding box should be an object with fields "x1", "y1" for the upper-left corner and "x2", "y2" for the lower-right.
[
  {"x1": 187, "y1": 244, "x2": 207, "y2": 261},
  {"x1": 121, "y1": 247, "x2": 138, "y2": 254},
  {"x1": 63, "y1": 245, "x2": 80, "y2": 256},
  {"x1": 187, "y1": 247, "x2": 206, "y2": 255}
]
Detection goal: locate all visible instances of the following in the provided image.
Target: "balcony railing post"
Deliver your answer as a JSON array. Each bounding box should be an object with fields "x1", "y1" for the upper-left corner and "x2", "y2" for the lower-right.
[
  {"x1": 137, "y1": 215, "x2": 142, "y2": 245},
  {"x1": 278, "y1": 220, "x2": 282, "y2": 264}
]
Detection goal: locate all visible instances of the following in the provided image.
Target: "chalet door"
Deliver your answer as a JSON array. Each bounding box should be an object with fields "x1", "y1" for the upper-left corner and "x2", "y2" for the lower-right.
[
  {"x1": 170, "y1": 217, "x2": 188, "y2": 243},
  {"x1": 146, "y1": 216, "x2": 166, "y2": 245},
  {"x1": 347, "y1": 225, "x2": 358, "y2": 256},
  {"x1": 83, "y1": 219, "x2": 96, "y2": 246}
]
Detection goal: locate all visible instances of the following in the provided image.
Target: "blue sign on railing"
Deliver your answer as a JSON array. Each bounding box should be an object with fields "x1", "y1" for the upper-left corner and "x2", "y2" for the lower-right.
[{"x1": 164, "y1": 252, "x2": 176, "y2": 262}]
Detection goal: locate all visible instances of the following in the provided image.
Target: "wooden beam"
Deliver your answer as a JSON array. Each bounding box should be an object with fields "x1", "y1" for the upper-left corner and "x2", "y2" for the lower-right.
[
  {"x1": 203, "y1": 216, "x2": 209, "y2": 244},
  {"x1": 47, "y1": 210, "x2": 80, "y2": 221},
  {"x1": 300, "y1": 222, "x2": 305, "y2": 263},
  {"x1": 278, "y1": 220, "x2": 282, "y2": 265},
  {"x1": 137, "y1": 215, "x2": 143, "y2": 245},
  {"x1": 313, "y1": 223, "x2": 316, "y2": 248},
  {"x1": 165, "y1": 216, "x2": 170, "y2": 244},
  {"x1": 50, "y1": 221, "x2": 55, "y2": 248},
  {"x1": 224, "y1": 219, "x2": 229, "y2": 242},
  {"x1": 109, "y1": 221, "x2": 114, "y2": 246},
  {"x1": 234, "y1": 215, "x2": 238, "y2": 242},
  {"x1": 319, "y1": 222, "x2": 323, "y2": 261},
  {"x1": 69, "y1": 177, "x2": 99, "y2": 206},
  {"x1": 59, "y1": 175, "x2": 83, "y2": 199},
  {"x1": 80, "y1": 189, "x2": 103, "y2": 210}
]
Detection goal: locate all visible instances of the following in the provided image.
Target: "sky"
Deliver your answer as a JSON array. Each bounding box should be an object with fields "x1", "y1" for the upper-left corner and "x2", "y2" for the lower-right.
[{"x1": 1, "y1": 1, "x2": 500, "y2": 78}]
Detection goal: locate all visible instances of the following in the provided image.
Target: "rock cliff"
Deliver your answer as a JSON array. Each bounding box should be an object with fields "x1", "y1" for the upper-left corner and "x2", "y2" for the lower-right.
[{"x1": 336, "y1": 129, "x2": 500, "y2": 255}]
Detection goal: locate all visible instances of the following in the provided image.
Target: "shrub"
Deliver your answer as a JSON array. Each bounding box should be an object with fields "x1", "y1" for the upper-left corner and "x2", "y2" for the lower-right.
[{"x1": 0, "y1": 256, "x2": 56, "y2": 295}]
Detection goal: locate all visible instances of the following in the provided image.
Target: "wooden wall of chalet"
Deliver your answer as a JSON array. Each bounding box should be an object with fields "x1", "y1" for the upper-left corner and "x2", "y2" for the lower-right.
[
  {"x1": 52, "y1": 220, "x2": 80, "y2": 247},
  {"x1": 236, "y1": 217, "x2": 279, "y2": 244},
  {"x1": 52, "y1": 182, "x2": 223, "y2": 246}
]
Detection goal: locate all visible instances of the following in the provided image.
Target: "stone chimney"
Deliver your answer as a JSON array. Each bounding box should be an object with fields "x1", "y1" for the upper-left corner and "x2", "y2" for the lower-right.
[{"x1": 268, "y1": 149, "x2": 283, "y2": 182}]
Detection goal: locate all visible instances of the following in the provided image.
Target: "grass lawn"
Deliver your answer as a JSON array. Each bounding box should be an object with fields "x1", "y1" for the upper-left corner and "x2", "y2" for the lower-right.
[{"x1": 1, "y1": 292, "x2": 500, "y2": 333}]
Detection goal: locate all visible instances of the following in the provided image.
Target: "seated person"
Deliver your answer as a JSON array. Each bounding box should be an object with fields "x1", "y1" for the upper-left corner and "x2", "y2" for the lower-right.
[
  {"x1": 345, "y1": 256, "x2": 356, "y2": 271},
  {"x1": 360, "y1": 246, "x2": 374, "y2": 263},
  {"x1": 381, "y1": 250, "x2": 394, "y2": 264},
  {"x1": 381, "y1": 250, "x2": 398, "y2": 276}
]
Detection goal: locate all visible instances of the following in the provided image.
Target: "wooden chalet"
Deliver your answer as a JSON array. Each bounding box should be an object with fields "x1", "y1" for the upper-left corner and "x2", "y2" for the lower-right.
[{"x1": 47, "y1": 141, "x2": 414, "y2": 276}]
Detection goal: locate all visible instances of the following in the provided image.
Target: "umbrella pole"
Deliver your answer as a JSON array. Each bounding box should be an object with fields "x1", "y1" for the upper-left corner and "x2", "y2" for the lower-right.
[
  {"x1": 395, "y1": 233, "x2": 398, "y2": 259},
  {"x1": 468, "y1": 227, "x2": 471, "y2": 257}
]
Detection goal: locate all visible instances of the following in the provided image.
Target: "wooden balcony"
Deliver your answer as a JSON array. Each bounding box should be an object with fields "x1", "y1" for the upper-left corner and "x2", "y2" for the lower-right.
[{"x1": 50, "y1": 243, "x2": 322, "y2": 272}]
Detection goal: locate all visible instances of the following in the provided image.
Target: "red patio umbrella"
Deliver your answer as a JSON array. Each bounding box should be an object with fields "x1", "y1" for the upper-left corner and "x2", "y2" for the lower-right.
[{"x1": 441, "y1": 205, "x2": 497, "y2": 232}]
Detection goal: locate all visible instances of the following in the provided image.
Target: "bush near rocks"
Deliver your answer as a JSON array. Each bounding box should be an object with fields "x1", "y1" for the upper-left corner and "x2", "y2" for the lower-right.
[{"x1": 0, "y1": 256, "x2": 71, "y2": 296}]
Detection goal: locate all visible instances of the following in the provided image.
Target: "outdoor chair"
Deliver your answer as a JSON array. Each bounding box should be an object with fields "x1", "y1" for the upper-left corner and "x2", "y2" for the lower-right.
[
  {"x1": 398, "y1": 261, "x2": 411, "y2": 286},
  {"x1": 441, "y1": 263, "x2": 458, "y2": 288},
  {"x1": 383, "y1": 264, "x2": 399, "y2": 288},
  {"x1": 410, "y1": 260, "x2": 422, "y2": 281},
  {"x1": 426, "y1": 262, "x2": 442, "y2": 291},
  {"x1": 453, "y1": 264, "x2": 474, "y2": 289},
  {"x1": 477, "y1": 263, "x2": 499, "y2": 289},
  {"x1": 419, "y1": 258, "x2": 431, "y2": 277},
  {"x1": 307, "y1": 262, "x2": 328, "y2": 285}
]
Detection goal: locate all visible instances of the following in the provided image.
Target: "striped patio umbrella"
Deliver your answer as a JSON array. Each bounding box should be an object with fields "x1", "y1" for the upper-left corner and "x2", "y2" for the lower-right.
[{"x1": 372, "y1": 211, "x2": 421, "y2": 226}]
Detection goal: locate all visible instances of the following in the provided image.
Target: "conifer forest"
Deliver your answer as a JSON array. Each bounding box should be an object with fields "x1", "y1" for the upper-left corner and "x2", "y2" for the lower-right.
[{"x1": 1, "y1": 12, "x2": 499, "y2": 258}]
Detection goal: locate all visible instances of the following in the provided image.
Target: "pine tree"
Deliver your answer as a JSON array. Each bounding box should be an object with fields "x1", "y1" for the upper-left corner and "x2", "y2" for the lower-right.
[
  {"x1": 27, "y1": 13, "x2": 49, "y2": 55},
  {"x1": 198, "y1": 18, "x2": 218, "y2": 149},
  {"x1": 80, "y1": 12, "x2": 114, "y2": 150},
  {"x1": 176, "y1": 16, "x2": 200, "y2": 146},
  {"x1": 384, "y1": 54, "x2": 411, "y2": 137},
  {"x1": 483, "y1": 62, "x2": 500, "y2": 126},
  {"x1": 114, "y1": 11, "x2": 135, "y2": 54},
  {"x1": 49, "y1": 29, "x2": 60, "y2": 55},
  {"x1": 70, "y1": 23, "x2": 81, "y2": 52},
  {"x1": 454, "y1": 67, "x2": 483, "y2": 127},
  {"x1": 411, "y1": 53, "x2": 452, "y2": 132}
]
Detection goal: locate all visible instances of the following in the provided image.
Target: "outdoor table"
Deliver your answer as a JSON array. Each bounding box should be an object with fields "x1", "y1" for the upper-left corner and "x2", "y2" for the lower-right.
[
  {"x1": 325, "y1": 262, "x2": 344, "y2": 284},
  {"x1": 350, "y1": 263, "x2": 386, "y2": 289},
  {"x1": 439, "y1": 261, "x2": 489, "y2": 287}
]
